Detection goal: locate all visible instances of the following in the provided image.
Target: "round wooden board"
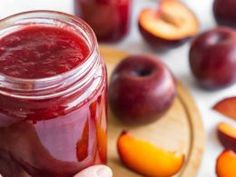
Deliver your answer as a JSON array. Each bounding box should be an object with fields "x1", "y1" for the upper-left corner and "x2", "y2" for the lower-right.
[{"x1": 100, "y1": 46, "x2": 205, "y2": 177}]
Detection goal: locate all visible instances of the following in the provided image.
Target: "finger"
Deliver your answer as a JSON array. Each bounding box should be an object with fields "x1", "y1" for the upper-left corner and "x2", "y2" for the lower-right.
[{"x1": 74, "y1": 165, "x2": 112, "y2": 177}]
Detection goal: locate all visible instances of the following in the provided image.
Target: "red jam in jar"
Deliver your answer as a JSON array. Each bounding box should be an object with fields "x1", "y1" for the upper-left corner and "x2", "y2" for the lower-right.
[
  {"x1": 75, "y1": 0, "x2": 132, "y2": 42},
  {"x1": 0, "y1": 11, "x2": 107, "y2": 177}
]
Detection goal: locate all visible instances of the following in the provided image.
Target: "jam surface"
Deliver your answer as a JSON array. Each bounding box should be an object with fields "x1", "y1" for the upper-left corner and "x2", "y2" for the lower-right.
[
  {"x1": 0, "y1": 25, "x2": 107, "y2": 177},
  {"x1": 0, "y1": 26, "x2": 89, "y2": 79}
]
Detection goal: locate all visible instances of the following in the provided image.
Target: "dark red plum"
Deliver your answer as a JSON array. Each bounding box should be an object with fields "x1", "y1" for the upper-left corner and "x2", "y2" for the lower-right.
[
  {"x1": 109, "y1": 55, "x2": 177, "y2": 125},
  {"x1": 189, "y1": 27, "x2": 236, "y2": 90},
  {"x1": 213, "y1": 0, "x2": 236, "y2": 28}
]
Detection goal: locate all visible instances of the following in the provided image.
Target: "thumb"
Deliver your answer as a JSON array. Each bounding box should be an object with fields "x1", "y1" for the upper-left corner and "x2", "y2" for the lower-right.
[{"x1": 74, "y1": 165, "x2": 112, "y2": 177}]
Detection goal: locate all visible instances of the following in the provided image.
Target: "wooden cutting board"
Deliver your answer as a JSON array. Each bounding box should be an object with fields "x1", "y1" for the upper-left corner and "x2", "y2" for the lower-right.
[{"x1": 100, "y1": 46, "x2": 205, "y2": 177}]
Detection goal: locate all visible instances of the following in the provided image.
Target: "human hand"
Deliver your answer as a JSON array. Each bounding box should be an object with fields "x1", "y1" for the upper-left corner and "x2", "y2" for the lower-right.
[{"x1": 74, "y1": 165, "x2": 112, "y2": 177}]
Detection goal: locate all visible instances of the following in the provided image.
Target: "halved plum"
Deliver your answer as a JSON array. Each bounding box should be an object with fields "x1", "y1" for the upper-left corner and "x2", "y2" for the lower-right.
[{"x1": 138, "y1": 0, "x2": 199, "y2": 49}]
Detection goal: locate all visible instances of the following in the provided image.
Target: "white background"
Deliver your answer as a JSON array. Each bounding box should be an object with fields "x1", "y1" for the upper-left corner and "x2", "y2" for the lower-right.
[{"x1": 0, "y1": 0, "x2": 236, "y2": 176}]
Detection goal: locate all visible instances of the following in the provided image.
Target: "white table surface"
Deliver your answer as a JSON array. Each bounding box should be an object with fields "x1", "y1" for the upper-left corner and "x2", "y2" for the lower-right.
[{"x1": 0, "y1": 0, "x2": 236, "y2": 176}]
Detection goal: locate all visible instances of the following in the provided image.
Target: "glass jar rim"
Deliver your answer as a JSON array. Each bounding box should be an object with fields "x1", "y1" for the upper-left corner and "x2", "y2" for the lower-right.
[{"x1": 0, "y1": 10, "x2": 100, "y2": 99}]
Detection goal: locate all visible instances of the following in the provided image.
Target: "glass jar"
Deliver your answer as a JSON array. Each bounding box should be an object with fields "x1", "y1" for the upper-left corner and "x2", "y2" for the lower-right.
[
  {"x1": 75, "y1": 0, "x2": 132, "y2": 42},
  {"x1": 0, "y1": 11, "x2": 107, "y2": 177}
]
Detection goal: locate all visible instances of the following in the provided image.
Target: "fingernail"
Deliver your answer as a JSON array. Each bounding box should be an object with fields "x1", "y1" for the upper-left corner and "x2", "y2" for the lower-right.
[{"x1": 96, "y1": 166, "x2": 112, "y2": 177}]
